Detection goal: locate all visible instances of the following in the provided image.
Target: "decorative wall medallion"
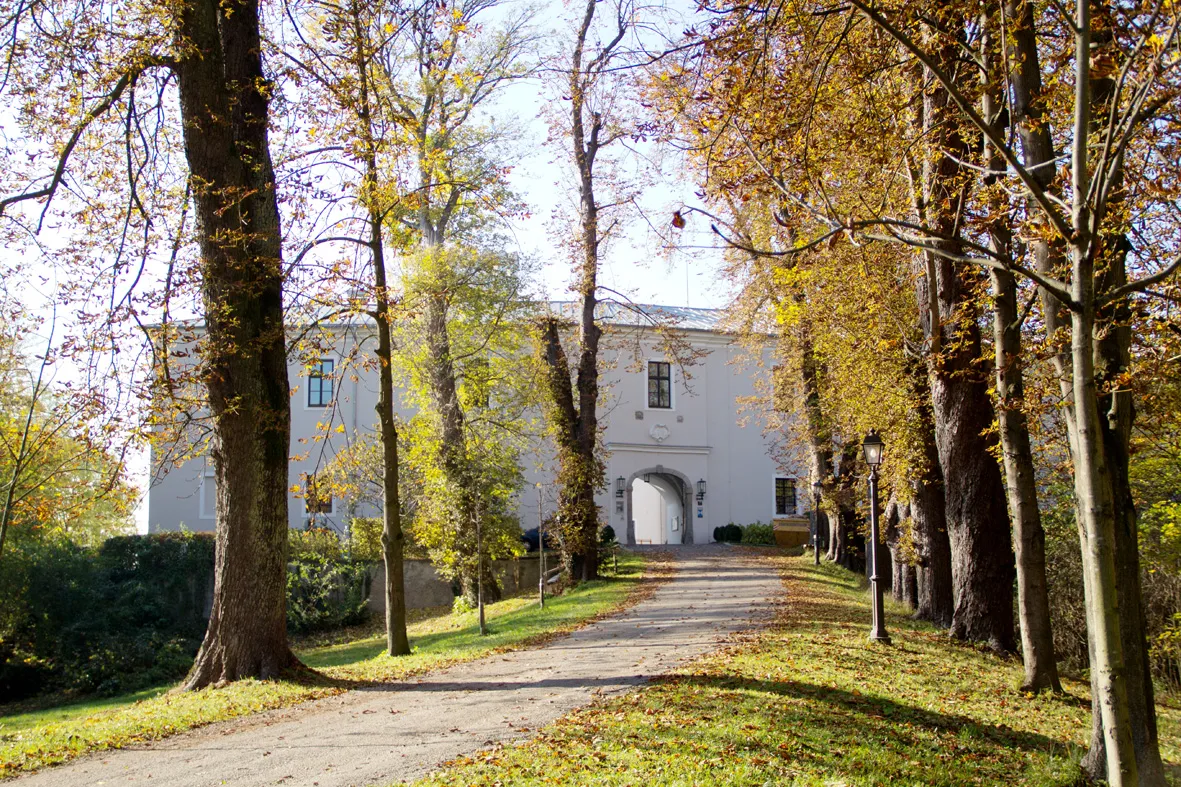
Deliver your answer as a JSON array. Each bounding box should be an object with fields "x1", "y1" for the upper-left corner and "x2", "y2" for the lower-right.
[{"x1": 649, "y1": 423, "x2": 670, "y2": 443}]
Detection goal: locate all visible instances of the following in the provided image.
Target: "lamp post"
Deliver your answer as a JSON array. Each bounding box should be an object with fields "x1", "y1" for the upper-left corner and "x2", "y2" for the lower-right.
[
  {"x1": 812, "y1": 479, "x2": 823, "y2": 566},
  {"x1": 862, "y1": 430, "x2": 890, "y2": 644},
  {"x1": 537, "y1": 483, "x2": 545, "y2": 609},
  {"x1": 475, "y1": 496, "x2": 487, "y2": 636}
]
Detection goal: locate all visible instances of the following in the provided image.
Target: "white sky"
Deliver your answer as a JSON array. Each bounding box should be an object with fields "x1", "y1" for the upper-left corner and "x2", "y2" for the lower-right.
[{"x1": 6, "y1": 0, "x2": 736, "y2": 532}]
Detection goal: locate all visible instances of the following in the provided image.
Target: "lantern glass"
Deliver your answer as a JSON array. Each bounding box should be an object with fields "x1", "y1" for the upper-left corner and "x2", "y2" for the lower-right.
[
  {"x1": 615, "y1": 476, "x2": 626, "y2": 498},
  {"x1": 696, "y1": 479, "x2": 706, "y2": 497},
  {"x1": 861, "y1": 430, "x2": 885, "y2": 467},
  {"x1": 812, "y1": 480, "x2": 823, "y2": 497}
]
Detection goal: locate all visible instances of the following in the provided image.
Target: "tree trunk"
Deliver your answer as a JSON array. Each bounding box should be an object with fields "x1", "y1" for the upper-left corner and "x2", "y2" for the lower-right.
[
  {"x1": 826, "y1": 507, "x2": 845, "y2": 564},
  {"x1": 348, "y1": 0, "x2": 411, "y2": 657},
  {"x1": 371, "y1": 204, "x2": 410, "y2": 657},
  {"x1": 907, "y1": 358, "x2": 954, "y2": 628},
  {"x1": 928, "y1": 320, "x2": 1015, "y2": 653},
  {"x1": 1070, "y1": 293, "x2": 1138, "y2": 786},
  {"x1": 1008, "y1": 0, "x2": 1163, "y2": 770},
  {"x1": 886, "y1": 499, "x2": 911, "y2": 608},
  {"x1": 798, "y1": 328, "x2": 835, "y2": 554},
  {"x1": 176, "y1": 0, "x2": 296, "y2": 688},
  {"x1": 902, "y1": 560, "x2": 918, "y2": 609},
  {"x1": 833, "y1": 444, "x2": 865, "y2": 574},
  {"x1": 917, "y1": 28, "x2": 1015, "y2": 652},
  {"x1": 534, "y1": 0, "x2": 613, "y2": 583},
  {"x1": 1078, "y1": 4, "x2": 1165, "y2": 778},
  {"x1": 978, "y1": 0, "x2": 1059, "y2": 689},
  {"x1": 991, "y1": 268, "x2": 1060, "y2": 691}
]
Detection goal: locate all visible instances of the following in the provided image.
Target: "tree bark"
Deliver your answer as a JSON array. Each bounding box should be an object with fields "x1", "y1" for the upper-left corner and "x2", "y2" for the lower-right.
[
  {"x1": 1006, "y1": 0, "x2": 1163, "y2": 772},
  {"x1": 885, "y1": 499, "x2": 913, "y2": 608},
  {"x1": 1079, "y1": 8, "x2": 1163, "y2": 775},
  {"x1": 798, "y1": 327, "x2": 834, "y2": 559},
  {"x1": 978, "y1": 0, "x2": 1059, "y2": 689},
  {"x1": 176, "y1": 0, "x2": 296, "y2": 688},
  {"x1": 991, "y1": 267, "x2": 1061, "y2": 691},
  {"x1": 346, "y1": 0, "x2": 410, "y2": 657},
  {"x1": 535, "y1": 0, "x2": 616, "y2": 583},
  {"x1": 833, "y1": 443, "x2": 865, "y2": 574},
  {"x1": 906, "y1": 357, "x2": 954, "y2": 628},
  {"x1": 917, "y1": 27, "x2": 1015, "y2": 652}
]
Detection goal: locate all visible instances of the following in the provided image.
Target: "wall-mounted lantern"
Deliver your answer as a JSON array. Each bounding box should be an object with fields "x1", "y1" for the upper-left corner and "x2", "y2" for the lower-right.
[
  {"x1": 696, "y1": 478, "x2": 706, "y2": 504},
  {"x1": 615, "y1": 476, "x2": 626, "y2": 498}
]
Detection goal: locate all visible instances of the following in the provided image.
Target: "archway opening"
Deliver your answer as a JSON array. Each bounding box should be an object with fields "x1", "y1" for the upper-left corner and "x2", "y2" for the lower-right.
[{"x1": 631, "y1": 473, "x2": 686, "y2": 545}]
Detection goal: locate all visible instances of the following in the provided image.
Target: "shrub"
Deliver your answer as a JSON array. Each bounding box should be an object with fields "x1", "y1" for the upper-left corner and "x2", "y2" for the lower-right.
[
  {"x1": 349, "y1": 517, "x2": 384, "y2": 563},
  {"x1": 289, "y1": 526, "x2": 344, "y2": 562},
  {"x1": 600, "y1": 525, "x2": 617, "y2": 546},
  {"x1": 286, "y1": 555, "x2": 371, "y2": 635},
  {"x1": 726, "y1": 523, "x2": 743, "y2": 543},
  {"x1": 740, "y1": 522, "x2": 775, "y2": 546},
  {"x1": 0, "y1": 532, "x2": 215, "y2": 700}
]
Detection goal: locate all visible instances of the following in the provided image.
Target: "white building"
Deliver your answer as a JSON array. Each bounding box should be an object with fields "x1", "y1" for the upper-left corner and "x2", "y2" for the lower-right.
[{"x1": 147, "y1": 304, "x2": 807, "y2": 544}]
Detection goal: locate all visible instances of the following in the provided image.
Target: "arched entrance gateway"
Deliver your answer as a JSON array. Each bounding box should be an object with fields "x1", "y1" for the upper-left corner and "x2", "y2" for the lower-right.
[{"x1": 624, "y1": 466, "x2": 694, "y2": 545}]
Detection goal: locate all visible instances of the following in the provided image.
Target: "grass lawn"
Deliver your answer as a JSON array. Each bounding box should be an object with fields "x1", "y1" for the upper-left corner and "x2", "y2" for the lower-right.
[
  {"x1": 0, "y1": 551, "x2": 649, "y2": 778},
  {"x1": 418, "y1": 553, "x2": 1181, "y2": 787}
]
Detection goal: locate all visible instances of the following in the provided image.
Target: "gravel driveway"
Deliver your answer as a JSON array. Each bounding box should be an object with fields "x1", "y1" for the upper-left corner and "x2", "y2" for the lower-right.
[{"x1": 16, "y1": 545, "x2": 782, "y2": 787}]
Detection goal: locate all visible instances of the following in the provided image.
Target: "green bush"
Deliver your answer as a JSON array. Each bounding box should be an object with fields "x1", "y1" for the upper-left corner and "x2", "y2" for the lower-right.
[
  {"x1": 0, "y1": 532, "x2": 215, "y2": 700},
  {"x1": 0, "y1": 529, "x2": 381, "y2": 700},
  {"x1": 286, "y1": 555, "x2": 371, "y2": 635},
  {"x1": 712, "y1": 523, "x2": 774, "y2": 545},
  {"x1": 289, "y1": 526, "x2": 344, "y2": 562},
  {"x1": 349, "y1": 517, "x2": 384, "y2": 563},
  {"x1": 740, "y1": 522, "x2": 776, "y2": 546}
]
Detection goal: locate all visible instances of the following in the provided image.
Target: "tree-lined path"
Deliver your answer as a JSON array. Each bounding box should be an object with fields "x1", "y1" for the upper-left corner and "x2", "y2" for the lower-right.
[{"x1": 14, "y1": 548, "x2": 781, "y2": 787}]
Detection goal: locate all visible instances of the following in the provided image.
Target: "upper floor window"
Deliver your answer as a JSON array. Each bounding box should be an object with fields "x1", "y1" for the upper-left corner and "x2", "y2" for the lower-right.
[
  {"x1": 648, "y1": 361, "x2": 672, "y2": 409},
  {"x1": 308, "y1": 358, "x2": 334, "y2": 407},
  {"x1": 775, "y1": 477, "x2": 797, "y2": 516}
]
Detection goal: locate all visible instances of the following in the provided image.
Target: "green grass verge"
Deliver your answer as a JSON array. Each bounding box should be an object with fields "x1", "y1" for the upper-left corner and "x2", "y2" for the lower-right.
[
  {"x1": 0, "y1": 551, "x2": 648, "y2": 778},
  {"x1": 418, "y1": 553, "x2": 1181, "y2": 787}
]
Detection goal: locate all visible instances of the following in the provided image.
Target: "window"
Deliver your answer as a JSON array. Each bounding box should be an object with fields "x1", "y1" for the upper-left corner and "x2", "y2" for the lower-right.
[
  {"x1": 775, "y1": 477, "x2": 797, "y2": 516},
  {"x1": 303, "y1": 473, "x2": 334, "y2": 516},
  {"x1": 647, "y1": 361, "x2": 672, "y2": 409},
  {"x1": 308, "y1": 358, "x2": 334, "y2": 407}
]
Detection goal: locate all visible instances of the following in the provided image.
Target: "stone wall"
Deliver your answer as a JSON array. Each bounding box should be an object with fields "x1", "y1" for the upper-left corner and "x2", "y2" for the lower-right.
[{"x1": 367, "y1": 556, "x2": 545, "y2": 613}]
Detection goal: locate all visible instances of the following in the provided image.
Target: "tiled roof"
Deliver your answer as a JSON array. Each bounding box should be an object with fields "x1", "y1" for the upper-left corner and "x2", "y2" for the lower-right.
[{"x1": 546, "y1": 301, "x2": 726, "y2": 332}]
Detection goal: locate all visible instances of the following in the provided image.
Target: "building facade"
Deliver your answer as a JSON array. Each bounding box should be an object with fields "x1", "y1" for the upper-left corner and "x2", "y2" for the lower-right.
[{"x1": 147, "y1": 304, "x2": 808, "y2": 544}]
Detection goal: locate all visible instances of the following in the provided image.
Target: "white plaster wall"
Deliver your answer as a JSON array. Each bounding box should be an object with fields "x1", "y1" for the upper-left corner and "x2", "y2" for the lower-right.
[
  {"x1": 632, "y1": 479, "x2": 662, "y2": 544},
  {"x1": 148, "y1": 319, "x2": 810, "y2": 541}
]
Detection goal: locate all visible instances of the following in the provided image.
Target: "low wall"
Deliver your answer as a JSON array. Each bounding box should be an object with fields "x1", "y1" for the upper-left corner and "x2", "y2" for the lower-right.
[{"x1": 367, "y1": 556, "x2": 545, "y2": 612}]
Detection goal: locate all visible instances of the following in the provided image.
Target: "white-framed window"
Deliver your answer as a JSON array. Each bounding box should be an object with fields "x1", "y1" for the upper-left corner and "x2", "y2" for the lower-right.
[
  {"x1": 199, "y1": 466, "x2": 216, "y2": 520},
  {"x1": 302, "y1": 472, "x2": 335, "y2": 517},
  {"x1": 646, "y1": 360, "x2": 673, "y2": 409},
  {"x1": 774, "y1": 476, "x2": 797, "y2": 517},
  {"x1": 307, "y1": 358, "x2": 335, "y2": 408}
]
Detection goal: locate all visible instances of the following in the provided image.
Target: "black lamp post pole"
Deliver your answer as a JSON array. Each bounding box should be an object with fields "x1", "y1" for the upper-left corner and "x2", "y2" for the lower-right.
[
  {"x1": 476, "y1": 498, "x2": 487, "y2": 637},
  {"x1": 867, "y1": 465, "x2": 890, "y2": 643},
  {"x1": 812, "y1": 486, "x2": 821, "y2": 566},
  {"x1": 537, "y1": 484, "x2": 545, "y2": 609}
]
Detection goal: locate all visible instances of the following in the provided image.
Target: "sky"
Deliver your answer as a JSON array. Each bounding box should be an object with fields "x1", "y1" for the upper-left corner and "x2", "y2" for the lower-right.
[{"x1": 5, "y1": 0, "x2": 737, "y2": 532}]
